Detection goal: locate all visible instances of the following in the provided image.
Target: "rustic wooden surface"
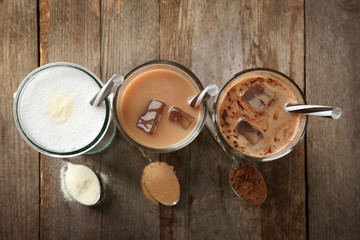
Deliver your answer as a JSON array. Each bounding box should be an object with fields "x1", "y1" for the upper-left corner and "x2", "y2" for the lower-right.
[
  {"x1": 0, "y1": 0, "x2": 359, "y2": 239},
  {"x1": 39, "y1": 0, "x2": 102, "y2": 239},
  {"x1": 0, "y1": 0, "x2": 39, "y2": 239},
  {"x1": 306, "y1": 0, "x2": 360, "y2": 239},
  {"x1": 100, "y1": 0, "x2": 160, "y2": 239}
]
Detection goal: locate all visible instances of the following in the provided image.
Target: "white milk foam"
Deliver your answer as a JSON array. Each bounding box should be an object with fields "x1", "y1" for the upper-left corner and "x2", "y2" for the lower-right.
[{"x1": 18, "y1": 66, "x2": 107, "y2": 153}]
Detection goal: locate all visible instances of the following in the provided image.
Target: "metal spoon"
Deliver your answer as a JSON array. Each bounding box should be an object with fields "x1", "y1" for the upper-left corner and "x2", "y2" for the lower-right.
[
  {"x1": 205, "y1": 112, "x2": 267, "y2": 204},
  {"x1": 63, "y1": 162, "x2": 102, "y2": 206},
  {"x1": 140, "y1": 157, "x2": 180, "y2": 206},
  {"x1": 142, "y1": 181, "x2": 180, "y2": 207}
]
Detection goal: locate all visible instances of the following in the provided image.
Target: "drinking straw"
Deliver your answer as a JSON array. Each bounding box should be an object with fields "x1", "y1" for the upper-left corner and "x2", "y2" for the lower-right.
[
  {"x1": 188, "y1": 84, "x2": 219, "y2": 108},
  {"x1": 90, "y1": 74, "x2": 124, "y2": 106},
  {"x1": 285, "y1": 104, "x2": 342, "y2": 119}
]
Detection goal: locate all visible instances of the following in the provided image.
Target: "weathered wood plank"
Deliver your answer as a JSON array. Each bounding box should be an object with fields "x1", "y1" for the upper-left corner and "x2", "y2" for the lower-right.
[
  {"x1": 159, "y1": 0, "x2": 197, "y2": 239},
  {"x1": 306, "y1": 0, "x2": 360, "y2": 239},
  {"x1": 0, "y1": 0, "x2": 39, "y2": 239},
  {"x1": 100, "y1": 0, "x2": 160, "y2": 239},
  {"x1": 189, "y1": 0, "x2": 306, "y2": 239},
  {"x1": 39, "y1": 0, "x2": 102, "y2": 239}
]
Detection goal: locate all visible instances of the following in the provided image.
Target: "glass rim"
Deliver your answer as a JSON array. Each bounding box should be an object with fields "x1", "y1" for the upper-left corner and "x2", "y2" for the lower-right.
[
  {"x1": 13, "y1": 62, "x2": 111, "y2": 158},
  {"x1": 113, "y1": 59, "x2": 207, "y2": 153},
  {"x1": 213, "y1": 67, "x2": 308, "y2": 162}
]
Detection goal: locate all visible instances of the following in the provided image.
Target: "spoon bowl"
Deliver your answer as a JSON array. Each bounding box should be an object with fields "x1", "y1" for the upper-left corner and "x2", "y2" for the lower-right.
[
  {"x1": 141, "y1": 161, "x2": 181, "y2": 206},
  {"x1": 228, "y1": 162, "x2": 267, "y2": 205},
  {"x1": 64, "y1": 163, "x2": 102, "y2": 206}
]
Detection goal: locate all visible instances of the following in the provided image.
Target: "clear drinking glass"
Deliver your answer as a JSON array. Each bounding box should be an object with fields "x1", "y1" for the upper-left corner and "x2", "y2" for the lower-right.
[
  {"x1": 113, "y1": 60, "x2": 206, "y2": 158},
  {"x1": 13, "y1": 62, "x2": 116, "y2": 158},
  {"x1": 210, "y1": 68, "x2": 308, "y2": 162}
]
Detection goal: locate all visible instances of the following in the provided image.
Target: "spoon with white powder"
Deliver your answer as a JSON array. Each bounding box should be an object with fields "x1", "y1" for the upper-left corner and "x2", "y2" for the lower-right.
[{"x1": 64, "y1": 162, "x2": 101, "y2": 206}]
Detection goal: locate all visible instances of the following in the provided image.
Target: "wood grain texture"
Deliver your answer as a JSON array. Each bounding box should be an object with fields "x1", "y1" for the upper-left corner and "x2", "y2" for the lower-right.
[
  {"x1": 0, "y1": 0, "x2": 39, "y2": 239},
  {"x1": 100, "y1": 0, "x2": 160, "y2": 239},
  {"x1": 3, "y1": 0, "x2": 359, "y2": 239},
  {"x1": 159, "y1": 0, "x2": 196, "y2": 239},
  {"x1": 306, "y1": 0, "x2": 360, "y2": 239},
  {"x1": 39, "y1": 0, "x2": 102, "y2": 239},
  {"x1": 189, "y1": 0, "x2": 306, "y2": 239}
]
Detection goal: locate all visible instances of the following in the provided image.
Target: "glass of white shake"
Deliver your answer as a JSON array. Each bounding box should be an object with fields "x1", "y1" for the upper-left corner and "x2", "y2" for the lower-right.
[{"x1": 13, "y1": 62, "x2": 116, "y2": 158}]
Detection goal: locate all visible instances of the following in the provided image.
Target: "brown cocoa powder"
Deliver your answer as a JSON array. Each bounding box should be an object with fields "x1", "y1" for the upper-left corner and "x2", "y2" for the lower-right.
[{"x1": 229, "y1": 164, "x2": 267, "y2": 205}]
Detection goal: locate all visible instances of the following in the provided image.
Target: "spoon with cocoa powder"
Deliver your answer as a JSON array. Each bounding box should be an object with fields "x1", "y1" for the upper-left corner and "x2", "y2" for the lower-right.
[
  {"x1": 205, "y1": 113, "x2": 267, "y2": 205},
  {"x1": 229, "y1": 162, "x2": 267, "y2": 205},
  {"x1": 188, "y1": 90, "x2": 267, "y2": 205}
]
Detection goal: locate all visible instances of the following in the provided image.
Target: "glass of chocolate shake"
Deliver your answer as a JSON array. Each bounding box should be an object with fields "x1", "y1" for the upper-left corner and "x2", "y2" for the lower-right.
[
  {"x1": 113, "y1": 60, "x2": 206, "y2": 155},
  {"x1": 213, "y1": 68, "x2": 307, "y2": 162}
]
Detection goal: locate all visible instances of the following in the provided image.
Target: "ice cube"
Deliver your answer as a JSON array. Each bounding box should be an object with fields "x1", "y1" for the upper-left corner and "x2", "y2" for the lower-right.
[
  {"x1": 236, "y1": 119, "x2": 264, "y2": 144},
  {"x1": 168, "y1": 106, "x2": 195, "y2": 130},
  {"x1": 241, "y1": 82, "x2": 274, "y2": 112},
  {"x1": 137, "y1": 99, "x2": 166, "y2": 135}
]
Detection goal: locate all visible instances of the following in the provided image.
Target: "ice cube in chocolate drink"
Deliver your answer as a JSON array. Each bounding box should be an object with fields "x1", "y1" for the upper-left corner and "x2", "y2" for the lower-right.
[
  {"x1": 137, "y1": 99, "x2": 166, "y2": 134},
  {"x1": 241, "y1": 82, "x2": 274, "y2": 112},
  {"x1": 236, "y1": 119, "x2": 264, "y2": 144},
  {"x1": 168, "y1": 106, "x2": 195, "y2": 130}
]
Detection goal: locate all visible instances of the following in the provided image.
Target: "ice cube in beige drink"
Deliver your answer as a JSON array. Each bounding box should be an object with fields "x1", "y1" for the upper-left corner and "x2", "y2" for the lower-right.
[
  {"x1": 217, "y1": 75, "x2": 305, "y2": 158},
  {"x1": 117, "y1": 69, "x2": 203, "y2": 149}
]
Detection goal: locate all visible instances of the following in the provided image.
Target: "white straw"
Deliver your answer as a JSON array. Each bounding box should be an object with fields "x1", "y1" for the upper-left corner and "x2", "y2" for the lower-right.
[
  {"x1": 285, "y1": 104, "x2": 342, "y2": 120},
  {"x1": 188, "y1": 84, "x2": 219, "y2": 108},
  {"x1": 90, "y1": 74, "x2": 124, "y2": 106}
]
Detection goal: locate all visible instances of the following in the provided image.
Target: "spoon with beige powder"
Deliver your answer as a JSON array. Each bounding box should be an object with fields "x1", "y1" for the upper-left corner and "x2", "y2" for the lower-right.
[
  {"x1": 64, "y1": 162, "x2": 101, "y2": 206},
  {"x1": 141, "y1": 161, "x2": 180, "y2": 206}
]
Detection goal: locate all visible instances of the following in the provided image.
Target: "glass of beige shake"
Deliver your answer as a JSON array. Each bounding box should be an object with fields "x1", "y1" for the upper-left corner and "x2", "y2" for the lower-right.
[
  {"x1": 113, "y1": 60, "x2": 206, "y2": 155},
  {"x1": 213, "y1": 68, "x2": 307, "y2": 162}
]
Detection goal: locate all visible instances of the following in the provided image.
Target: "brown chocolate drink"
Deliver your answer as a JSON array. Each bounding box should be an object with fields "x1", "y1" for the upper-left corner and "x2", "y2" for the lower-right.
[{"x1": 216, "y1": 75, "x2": 306, "y2": 158}]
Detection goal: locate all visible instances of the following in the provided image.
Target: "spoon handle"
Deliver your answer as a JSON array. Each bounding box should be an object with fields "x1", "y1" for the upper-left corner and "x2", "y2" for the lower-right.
[
  {"x1": 285, "y1": 104, "x2": 342, "y2": 120},
  {"x1": 205, "y1": 112, "x2": 239, "y2": 167}
]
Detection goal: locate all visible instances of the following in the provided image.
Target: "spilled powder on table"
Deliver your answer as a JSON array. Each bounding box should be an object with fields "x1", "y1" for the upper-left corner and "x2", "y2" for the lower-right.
[
  {"x1": 60, "y1": 163, "x2": 72, "y2": 201},
  {"x1": 99, "y1": 172, "x2": 109, "y2": 185}
]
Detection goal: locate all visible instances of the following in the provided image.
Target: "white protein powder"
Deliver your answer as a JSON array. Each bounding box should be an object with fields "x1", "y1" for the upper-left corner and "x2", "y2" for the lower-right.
[
  {"x1": 64, "y1": 162, "x2": 101, "y2": 206},
  {"x1": 60, "y1": 163, "x2": 72, "y2": 201},
  {"x1": 18, "y1": 66, "x2": 107, "y2": 153}
]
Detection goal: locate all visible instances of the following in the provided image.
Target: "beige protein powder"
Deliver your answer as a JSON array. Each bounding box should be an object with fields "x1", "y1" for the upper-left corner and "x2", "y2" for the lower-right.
[{"x1": 65, "y1": 163, "x2": 101, "y2": 205}]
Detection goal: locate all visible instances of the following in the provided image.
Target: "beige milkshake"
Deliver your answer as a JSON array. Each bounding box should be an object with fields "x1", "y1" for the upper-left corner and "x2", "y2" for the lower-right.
[{"x1": 116, "y1": 66, "x2": 203, "y2": 150}]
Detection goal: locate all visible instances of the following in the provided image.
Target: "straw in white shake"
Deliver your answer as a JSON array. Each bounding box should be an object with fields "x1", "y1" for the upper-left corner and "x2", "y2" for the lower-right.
[{"x1": 90, "y1": 74, "x2": 124, "y2": 106}]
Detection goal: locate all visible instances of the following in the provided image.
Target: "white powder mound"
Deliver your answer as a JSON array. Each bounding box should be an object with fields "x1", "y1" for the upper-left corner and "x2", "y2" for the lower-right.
[
  {"x1": 64, "y1": 162, "x2": 101, "y2": 206},
  {"x1": 18, "y1": 66, "x2": 107, "y2": 153},
  {"x1": 60, "y1": 163, "x2": 72, "y2": 202},
  {"x1": 100, "y1": 172, "x2": 109, "y2": 185}
]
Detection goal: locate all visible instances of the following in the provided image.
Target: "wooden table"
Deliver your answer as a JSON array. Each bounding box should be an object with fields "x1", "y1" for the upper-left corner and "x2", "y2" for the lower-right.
[{"x1": 1, "y1": 0, "x2": 359, "y2": 239}]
